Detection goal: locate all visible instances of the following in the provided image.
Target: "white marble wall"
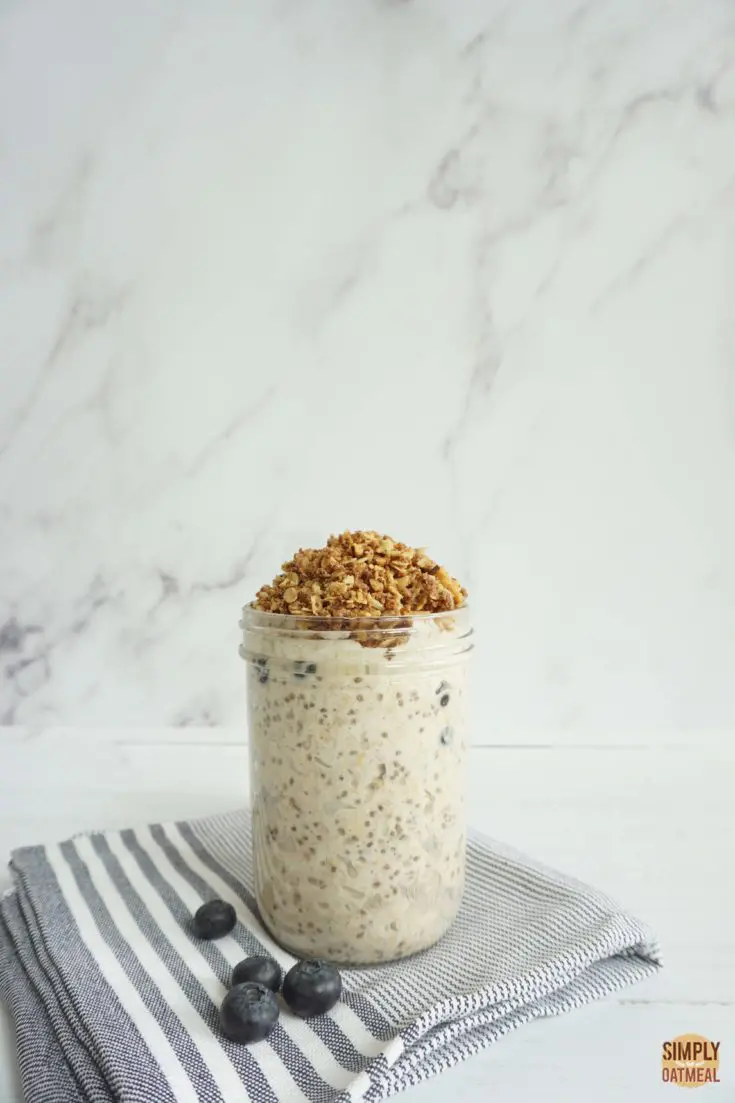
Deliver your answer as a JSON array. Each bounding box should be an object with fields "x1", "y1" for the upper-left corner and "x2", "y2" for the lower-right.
[{"x1": 2, "y1": 0, "x2": 734, "y2": 737}]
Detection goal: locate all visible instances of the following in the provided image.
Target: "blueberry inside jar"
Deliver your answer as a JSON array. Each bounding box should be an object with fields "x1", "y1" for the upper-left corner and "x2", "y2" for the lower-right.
[{"x1": 240, "y1": 531, "x2": 473, "y2": 965}]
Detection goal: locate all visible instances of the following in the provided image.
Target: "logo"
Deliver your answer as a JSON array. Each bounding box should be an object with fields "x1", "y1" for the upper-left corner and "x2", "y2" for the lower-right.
[{"x1": 662, "y1": 1034, "x2": 721, "y2": 1087}]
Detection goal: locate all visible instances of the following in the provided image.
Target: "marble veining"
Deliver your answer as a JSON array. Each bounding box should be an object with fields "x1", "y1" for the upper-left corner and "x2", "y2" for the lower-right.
[{"x1": 1, "y1": 0, "x2": 735, "y2": 735}]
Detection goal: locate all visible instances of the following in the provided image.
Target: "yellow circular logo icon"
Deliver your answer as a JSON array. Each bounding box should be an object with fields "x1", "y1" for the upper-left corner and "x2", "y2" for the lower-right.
[{"x1": 662, "y1": 1034, "x2": 721, "y2": 1088}]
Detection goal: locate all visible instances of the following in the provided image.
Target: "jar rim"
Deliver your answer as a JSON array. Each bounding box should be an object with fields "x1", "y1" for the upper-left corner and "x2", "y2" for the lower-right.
[{"x1": 240, "y1": 601, "x2": 470, "y2": 629}]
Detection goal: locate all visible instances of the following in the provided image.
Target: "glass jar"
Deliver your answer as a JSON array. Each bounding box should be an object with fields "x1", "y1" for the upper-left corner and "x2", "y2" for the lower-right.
[{"x1": 239, "y1": 605, "x2": 473, "y2": 965}]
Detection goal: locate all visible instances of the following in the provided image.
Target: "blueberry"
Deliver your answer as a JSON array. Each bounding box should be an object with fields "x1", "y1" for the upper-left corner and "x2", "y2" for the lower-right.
[
  {"x1": 293, "y1": 661, "x2": 317, "y2": 679},
  {"x1": 282, "y1": 959, "x2": 342, "y2": 1018},
  {"x1": 232, "y1": 955, "x2": 282, "y2": 993},
  {"x1": 252, "y1": 657, "x2": 269, "y2": 685},
  {"x1": 192, "y1": 899, "x2": 236, "y2": 940},
  {"x1": 220, "y1": 982, "x2": 279, "y2": 1043},
  {"x1": 439, "y1": 694, "x2": 450, "y2": 707}
]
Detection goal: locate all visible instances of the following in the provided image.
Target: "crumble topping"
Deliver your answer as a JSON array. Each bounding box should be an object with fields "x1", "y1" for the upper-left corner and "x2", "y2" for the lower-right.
[{"x1": 254, "y1": 530, "x2": 466, "y2": 618}]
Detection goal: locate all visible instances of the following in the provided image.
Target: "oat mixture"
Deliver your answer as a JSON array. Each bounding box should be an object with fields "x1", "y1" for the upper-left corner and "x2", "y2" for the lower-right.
[{"x1": 243, "y1": 532, "x2": 471, "y2": 964}]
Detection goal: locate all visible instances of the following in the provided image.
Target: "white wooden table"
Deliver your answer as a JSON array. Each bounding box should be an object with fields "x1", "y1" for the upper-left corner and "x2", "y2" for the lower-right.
[{"x1": 1, "y1": 728, "x2": 732, "y2": 1101}]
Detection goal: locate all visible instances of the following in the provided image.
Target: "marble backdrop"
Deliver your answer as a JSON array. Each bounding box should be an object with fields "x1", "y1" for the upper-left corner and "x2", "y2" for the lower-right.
[{"x1": 1, "y1": 0, "x2": 734, "y2": 737}]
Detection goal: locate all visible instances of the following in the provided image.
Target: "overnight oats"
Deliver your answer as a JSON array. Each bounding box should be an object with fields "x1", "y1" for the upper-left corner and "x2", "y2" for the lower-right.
[{"x1": 240, "y1": 531, "x2": 472, "y2": 965}]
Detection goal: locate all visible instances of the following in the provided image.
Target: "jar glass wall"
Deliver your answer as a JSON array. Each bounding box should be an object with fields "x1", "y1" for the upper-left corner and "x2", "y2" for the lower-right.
[{"x1": 240, "y1": 605, "x2": 473, "y2": 965}]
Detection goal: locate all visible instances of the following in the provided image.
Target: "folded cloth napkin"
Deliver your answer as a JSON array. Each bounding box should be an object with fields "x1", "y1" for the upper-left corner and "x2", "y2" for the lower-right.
[{"x1": 0, "y1": 809, "x2": 660, "y2": 1103}]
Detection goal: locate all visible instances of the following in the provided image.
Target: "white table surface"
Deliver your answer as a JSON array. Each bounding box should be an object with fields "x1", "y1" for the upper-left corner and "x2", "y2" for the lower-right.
[{"x1": 1, "y1": 727, "x2": 732, "y2": 1101}]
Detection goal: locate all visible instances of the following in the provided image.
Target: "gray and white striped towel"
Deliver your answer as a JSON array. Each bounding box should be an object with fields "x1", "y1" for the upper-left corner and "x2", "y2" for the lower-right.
[{"x1": 0, "y1": 809, "x2": 660, "y2": 1102}]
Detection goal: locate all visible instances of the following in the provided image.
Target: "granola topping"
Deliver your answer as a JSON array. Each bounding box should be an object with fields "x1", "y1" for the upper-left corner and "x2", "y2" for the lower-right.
[{"x1": 254, "y1": 530, "x2": 466, "y2": 618}]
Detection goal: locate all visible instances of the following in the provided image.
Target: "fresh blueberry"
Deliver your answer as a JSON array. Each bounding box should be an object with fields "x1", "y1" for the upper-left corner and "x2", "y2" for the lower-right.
[
  {"x1": 220, "y1": 982, "x2": 279, "y2": 1043},
  {"x1": 232, "y1": 955, "x2": 283, "y2": 993},
  {"x1": 192, "y1": 899, "x2": 236, "y2": 940},
  {"x1": 282, "y1": 959, "x2": 342, "y2": 1018}
]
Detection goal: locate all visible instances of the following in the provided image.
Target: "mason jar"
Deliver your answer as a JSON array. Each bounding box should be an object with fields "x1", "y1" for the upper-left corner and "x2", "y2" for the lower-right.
[{"x1": 239, "y1": 605, "x2": 473, "y2": 965}]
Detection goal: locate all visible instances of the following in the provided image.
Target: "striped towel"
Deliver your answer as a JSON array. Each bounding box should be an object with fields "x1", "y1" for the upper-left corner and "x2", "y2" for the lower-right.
[{"x1": 0, "y1": 809, "x2": 660, "y2": 1102}]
